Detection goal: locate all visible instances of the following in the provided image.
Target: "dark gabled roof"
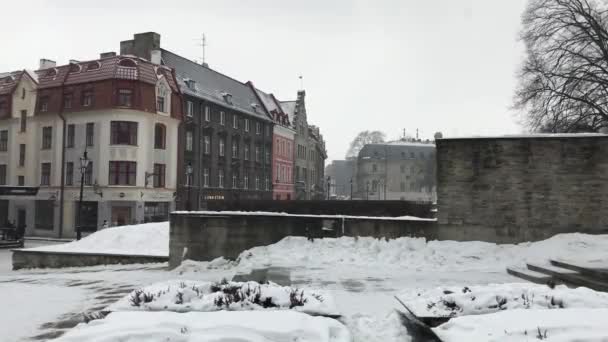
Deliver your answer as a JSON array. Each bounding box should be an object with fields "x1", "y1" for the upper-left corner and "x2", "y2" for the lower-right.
[
  {"x1": 0, "y1": 71, "x2": 24, "y2": 95},
  {"x1": 160, "y1": 49, "x2": 271, "y2": 122},
  {"x1": 359, "y1": 142, "x2": 436, "y2": 159},
  {"x1": 35, "y1": 56, "x2": 176, "y2": 90}
]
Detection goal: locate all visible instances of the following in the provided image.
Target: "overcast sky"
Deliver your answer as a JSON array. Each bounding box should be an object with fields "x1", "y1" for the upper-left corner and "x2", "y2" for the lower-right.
[{"x1": 2, "y1": 0, "x2": 528, "y2": 162}]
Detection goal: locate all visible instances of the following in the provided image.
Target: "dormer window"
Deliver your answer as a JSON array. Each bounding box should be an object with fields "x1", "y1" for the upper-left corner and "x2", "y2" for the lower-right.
[
  {"x1": 118, "y1": 89, "x2": 133, "y2": 107},
  {"x1": 46, "y1": 69, "x2": 57, "y2": 77},
  {"x1": 87, "y1": 61, "x2": 100, "y2": 71},
  {"x1": 157, "y1": 96, "x2": 165, "y2": 113},
  {"x1": 222, "y1": 92, "x2": 233, "y2": 104},
  {"x1": 69, "y1": 64, "x2": 81, "y2": 73},
  {"x1": 251, "y1": 103, "x2": 258, "y2": 113},
  {"x1": 184, "y1": 79, "x2": 196, "y2": 89},
  {"x1": 156, "y1": 80, "x2": 170, "y2": 114},
  {"x1": 118, "y1": 58, "x2": 137, "y2": 68}
]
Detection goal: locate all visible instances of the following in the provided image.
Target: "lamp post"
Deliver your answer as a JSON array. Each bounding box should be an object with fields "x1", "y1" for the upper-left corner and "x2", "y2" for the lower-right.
[
  {"x1": 326, "y1": 176, "x2": 331, "y2": 200},
  {"x1": 185, "y1": 163, "x2": 193, "y2": 211},
  {"x1": 350, "y1": 178, "x2": 353, "y2": 200},
  {"x1": 76, "y1": 150, "x2": 90, "y2": 240},
  {"x1": 366, "y1": 180, "x2": 370, "y2": 200}
]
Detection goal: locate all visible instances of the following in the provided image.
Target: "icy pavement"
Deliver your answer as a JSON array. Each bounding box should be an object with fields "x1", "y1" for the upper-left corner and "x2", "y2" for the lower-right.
[{"x1": 1, "y1": 233, "x2": 607, "y2": 341}]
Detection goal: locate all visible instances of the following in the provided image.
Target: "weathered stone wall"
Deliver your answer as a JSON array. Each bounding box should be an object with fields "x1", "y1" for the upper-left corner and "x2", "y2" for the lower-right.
[
  {"x1": 436, "y1": 136, "x2": 608, "y2": 242},
  {"x1": 12, "y1": 250, "x2": 168, "y2": 270},
  {"x1": 169, "y1": 213, "x2": 436, "y2": 267}
]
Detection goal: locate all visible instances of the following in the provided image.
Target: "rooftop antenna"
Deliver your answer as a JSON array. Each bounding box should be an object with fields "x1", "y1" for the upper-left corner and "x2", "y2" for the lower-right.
[
  {"x1": 299, "y1": 75, "x2": 304, "y2": 90},
  {"x1": 416, "y1": 128, "x2": 419, "y2": 140},
  {"x1": 195, "y1": 34, "x2": 208, "y2": 66}
]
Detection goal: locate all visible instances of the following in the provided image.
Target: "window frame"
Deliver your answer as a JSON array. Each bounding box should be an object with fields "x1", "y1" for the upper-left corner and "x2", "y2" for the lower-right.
[
  {"x1": 66, "y1": 162, "x2": 74, "y2": 186},
  {"x1": 42, "y1": 126, "x2": 52, "y2": 150},
  {"x1": 108, "y1": 161, "x2": 137, "y2": 186},
  {"x1": 0, "y1": 130, "x2": 7, "y2": 151},
  {"x1": 185, "y1": 130, "x2": 193, "y2": 151},
  {"x1": 66, "y1": 124, "x2": 75, "y2": 148},
  {"x1": 86, "y1": 123, "x2": 95, "y2": 147},
  {"x1": 110, "y1": 121, "x2": 138, "y2": 146},
  {"x1": 153, "y1": 163, "x2": 166, "y2": 188},
  {"x1": 40, "y1": 162, "x2": 51, "y2": 186},
  {"x1": 186, "y1": 101, "x2": 194, "y2": 117},
  {"x1": 118, "y1": 88, "x2": 133, "y2": 107},
  {"x1": 82, "y1": 90, "x2": 94, "y2": 107},
  {"x1": 154, "y1": 123, "x2": 166, "y2": 150},
  {"x1": 220, "y1": 111, "x2": 225, "y2": 125}
]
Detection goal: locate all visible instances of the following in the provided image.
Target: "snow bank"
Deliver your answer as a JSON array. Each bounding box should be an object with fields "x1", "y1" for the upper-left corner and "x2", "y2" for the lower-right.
[
  {"x1": 22, "y1": 222, "x2": 169, "y2": 257},
  {"x1": 54, "y1": 310, "x2": 351, "y2": 342},
  {"x1": 434, "y1": 308, "x2": 608, "y2": 342},
  {"x1": 398, "y1": 283, "x2": 608, "y2": 317},
  {"x1": 235, "y1": 233, "x2": 608, "y2": 272},
  {"x1": 108, "y1": 279, "x2": 338, "y2": 316}
]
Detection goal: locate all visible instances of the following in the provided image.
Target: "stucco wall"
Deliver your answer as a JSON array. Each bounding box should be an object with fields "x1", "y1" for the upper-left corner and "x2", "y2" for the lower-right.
[{"x1": 436, "y1": 136, "x2": 608, "y2": 242}]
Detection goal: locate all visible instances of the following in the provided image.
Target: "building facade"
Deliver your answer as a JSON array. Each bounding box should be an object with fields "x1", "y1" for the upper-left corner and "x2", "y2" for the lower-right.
[
  {"x1": 251, "y1": 85, "x2": 295, "y2": 200},
  {"x1": 0, "y1": 55, "x2": 182, "y2": 238},
  {"x1": 120, "y1": 33, "x2": 274, "y2": 208},
  {"x1": 283, "y1": 91, "x2": 327, "y2": 200},
  {"x1": 325, "y1": 158, "x2": 355, "y2": 199},
  {"x1": 355, "y1": 140, "x2": 436, "y2": 202}
]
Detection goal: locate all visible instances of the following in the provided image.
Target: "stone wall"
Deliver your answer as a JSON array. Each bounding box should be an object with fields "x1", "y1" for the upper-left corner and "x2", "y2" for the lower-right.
[
  {"x1": 169, "y1": 212, "x2": 436, "y2": 267},
  {"x1": 12, "y1": 250, "x2": 168, "y2": 270},
  {"x1": 436, "y1": 136, "x2": 608, "y2": 243}
]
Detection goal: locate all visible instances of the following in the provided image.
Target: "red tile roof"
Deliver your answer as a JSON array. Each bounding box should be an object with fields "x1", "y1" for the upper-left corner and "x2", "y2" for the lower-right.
[
  {"x1": 0, "y1": 71, "x2": 24, "y2": 95},
  {"x1": 35, "y1": 55, "x2": 176, "y2": 89}
]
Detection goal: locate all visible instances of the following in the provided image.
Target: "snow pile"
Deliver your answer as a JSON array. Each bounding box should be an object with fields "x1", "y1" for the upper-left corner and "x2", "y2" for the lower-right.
[
  {"x1": 21, "y1": 222, "x2": 169, "y2": 256},
  {"x1": 54, "y1": 310, "x2": 351, "y2": 342},
  {"x1": 235, "y1": 233, "x2": 608, "y2": 271},
  {"x1": 399, "y1": 283, "x2": 608, "y2": 317},
  {"x1": 108, "y1": 279, "x2": 337, "y2": 316},
  {"x1": 434, "y1": 308, "x2": 608, "y2": 342}
]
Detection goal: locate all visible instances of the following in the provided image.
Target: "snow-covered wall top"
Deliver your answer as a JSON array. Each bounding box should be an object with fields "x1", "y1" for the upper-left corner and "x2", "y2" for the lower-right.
[{"x1": 171, "y1": 210, "x2": 436, "y2": 222}]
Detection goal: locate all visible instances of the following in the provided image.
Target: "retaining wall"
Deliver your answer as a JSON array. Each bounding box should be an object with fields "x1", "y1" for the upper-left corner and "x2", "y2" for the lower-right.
[
  {"x1": 169, "y1": 212, "x2": 436, "y2": 268},
  {"x1": 12, "y1": 250, "x2": 168, "y2": 270}
]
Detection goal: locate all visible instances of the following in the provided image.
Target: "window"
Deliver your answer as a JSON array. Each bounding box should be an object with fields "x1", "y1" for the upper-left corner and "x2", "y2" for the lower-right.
[
  {"x1": 400, "y1": 164, "x2": 406, "y2": 173},
  {"x1": 232, "y1": 140, "x2": 238, "y2": 158},
  {"x1": 204, "y1": 106, "x2": 210, "y2": 121},
  {"x1": 265, "y1": 148, "x2": 270, "y2": 164},
  {"x1": 67, "y1": 124, "x2": 75, "y2": 148},
  {"x1": 218, "y1": 169, "x2": 224, "y2": 188},
  {"x1": 153, "y1": 164, "x2": 165, "y2": 188},
  {"x1": 144, "y1": 202, "x2": 169, "y2": 223},
  {"x1": 255, "y1": 145, "x2": 260, "y2": 162},
  {"x1": 82, "y1": 90, "x2": 94, "y2": 107},
  {"x1": 154, "y1": 124, "x2": 166, "y2": 149},
  {"x1": 110, "y1": 121, "x2": 138, "y2": 145},
  {"x1": 204, "y1": 136, "x2": 210, "y2": 154},
  {"x1": 21, "y1": 88, "x2": 25, "y2": 99},
  {"x1": 244, "y1": 174, "x2": 249, "y2": 189},
  {"x1": 276, "y1": 165, "x2": 281, "y2": 182},
  {"x1": 410, "y1": 152, "x2": 415, "y2": 159},
  {"x1": 232, "y1": 173, "x2": 238, "y2": 188},
  {"x1": 219, "y1": 138, "x2": 225, "y2": 157},
  {"x1": 0, "y1": 165, "x2": 6, "y2": 185},
  {"x1": 244, "y1": 144, "x2": 249, "y2": 160},
  {"x1": 39, "y1": 96, "x2": 49, "y2": 112},
  {"x1": 20, "y1": 111, "x2": 26, "y2": 132},
  {"x1": 203, "y1": 168, "x2": 210, "y2": 187},
  {"x1": 186, "y1": 131, "x2": 193, "y2": 151},
  {"x1": 19, "y1": 144, "x2": 25, "y2": 167},
  {"x1": 220, "y1": 111, "x2": 225, "y2": 125},
  {"x1": 109, "y1": 161, "x2": 137, "y2": 185},
  {"x1": 265, "y1": 177, "x2": 270, "y2": 191},
  {"x1": 186, "y1": 101, "x2": 194, "y2": 117},
  {"x1": 35, "y1": 201, "x2": 54, "y2": 230},
  {"x1": 86, "y1": 123, "x2": 94, "y2": 146},
  {"x1": 255, "y1": 176, "x2": 260, "y2": 190},
  {"x1": 63, "y1": 93, "x2": 73, "y2": 109},
  {"x1": 400, "y1": 182, "x2": 406, "y2": 192},
  {"x1": 372, "y1": 164, "x2": 377, "y2": 172},
  {"x1": 66, "y1": 162, "x2": 74, "y2": 186},
  {"x1": 42, "y1": 127, "x2": 52, "y2": 149},
  {"x1": 0, "y1": 130, "x2": 7, "y2": 151},
  {"x1": 233, "y1": 114, "x2": 238, "y2": 129},
  {"x1": 156, "y1": 96, "x2": 165, "y2": 113},
  {"x1": 0, "y1": 101, "x2": 7, "y2": 117},
  {"x1": 256, "y1": 122, "x2": 261, "y2": 135},
  {"x1": 41, "y1": 163, "x2": 51, "y2": 186},
  {"x1": 118, "y1": 89, "x2": 133, "y2": 107},
  {"x1": 244, "y1": 119, "x2": 250, "y2": 132},
  {"x1": 265, "y1": 125, "x2": 270, "y2": 137},
  {"x1": 371, "y1": 180, "x2": 378, "y2": 192},
  {"x1": 84, "y1": 162, "x2": 93, "y2": 186},
  {"x1": 18, "y1": 176, "x2": 24, "y2": 186}
]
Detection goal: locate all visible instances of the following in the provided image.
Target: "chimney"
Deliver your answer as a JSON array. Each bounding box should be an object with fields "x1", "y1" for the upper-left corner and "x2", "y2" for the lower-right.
[
  {"x1": 150, "y1": 49, "x2": 162, "y2": 65},
  {"x1": 120, "y1": 32, "x2": 161, "y2": 61},
  {"x1": 39, "y1": 58, "x2": 56, "y2": 70},
  {"x1": 100, "y1": 52, "x2": 116, "y2": 59}
]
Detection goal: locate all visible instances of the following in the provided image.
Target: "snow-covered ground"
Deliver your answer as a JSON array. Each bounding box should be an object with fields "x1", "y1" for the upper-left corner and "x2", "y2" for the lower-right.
[
  {"x1": 1, "y1": 226, "x2": 608, "y2": 341},
  {"x1": 20, "y1": 222, "x2": 169, "y2": 256}
]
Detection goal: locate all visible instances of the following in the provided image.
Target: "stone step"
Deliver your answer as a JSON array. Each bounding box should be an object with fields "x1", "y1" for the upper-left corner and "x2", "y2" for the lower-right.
[
  {"x1": 550, "y1": 260, "x2": 608, "y2": 281},
  {"x1": 506, "y1": 267, "x2": 553, "y2": 285},
  {"x1": 527, "y1": 263, "x2": 608, "y2": 292}
]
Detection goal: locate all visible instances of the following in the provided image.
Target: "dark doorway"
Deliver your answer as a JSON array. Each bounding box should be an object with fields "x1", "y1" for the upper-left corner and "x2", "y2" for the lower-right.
[{"x1": 17, "y1": 209, "x2": 26, "y2": 230}]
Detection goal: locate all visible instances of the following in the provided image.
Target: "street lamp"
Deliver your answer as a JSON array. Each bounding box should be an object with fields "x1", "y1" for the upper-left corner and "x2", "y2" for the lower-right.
[
  {"x1": 76, "y1": 150, "x2": 90, "y2": 240},
  {"x1": 326, "y1": 176, "x2": 331, "y2": 200},
  {"x1": 185, "y1": 163, "x2": 193, "y2": 211},
  {"x1": 350, "y1": 178, "x2": 353, "y2": 200}
]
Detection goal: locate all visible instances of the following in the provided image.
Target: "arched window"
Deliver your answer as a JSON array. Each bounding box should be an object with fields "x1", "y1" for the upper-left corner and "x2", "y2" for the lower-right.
[
  {"x1": 69, "y1": 64, "x2": 81, "y2": 73},
  {"x1": 46, "y1": 68, "x2": 57, "y2": 77},
  {"x1": 154, "y1": 123, "x2": 166, "y2": 149},
  {"x1": 87, "y1": 61, "x2": 100, "y2": 71},
  {"x1": 118, "y1": 58, "x2": 137, "y2": 67}
]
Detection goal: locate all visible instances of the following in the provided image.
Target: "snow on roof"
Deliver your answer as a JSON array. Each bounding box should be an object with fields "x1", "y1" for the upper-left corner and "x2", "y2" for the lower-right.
[{"x1": 439, "y1": 133, "x2": 608, "y2": 140}]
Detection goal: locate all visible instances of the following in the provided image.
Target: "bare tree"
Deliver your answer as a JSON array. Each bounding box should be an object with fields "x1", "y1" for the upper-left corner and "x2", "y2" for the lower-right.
[
  {"x1": 346, "y1": 131, "x2": 386, "y2": 158},
  {"x1": 514, "y1": 0, "x2": 608, "y2": 132}
]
